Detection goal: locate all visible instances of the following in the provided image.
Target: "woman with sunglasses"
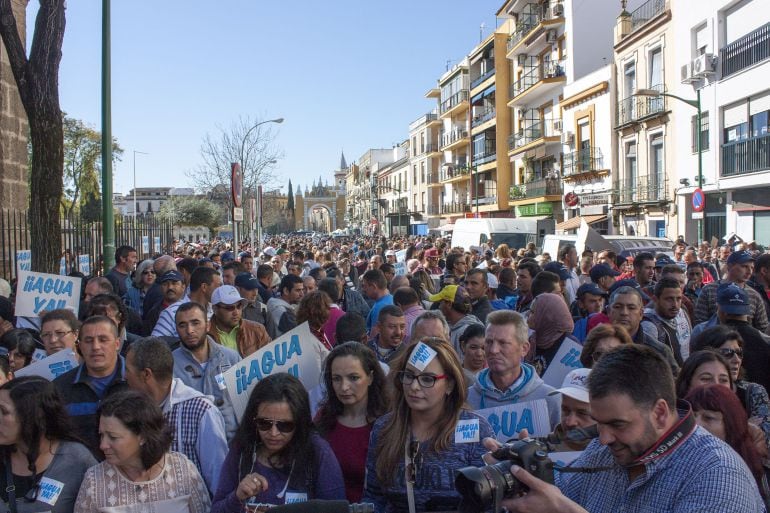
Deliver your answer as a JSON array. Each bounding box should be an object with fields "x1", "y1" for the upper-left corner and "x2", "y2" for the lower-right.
[
  {"x1": 123, "y1": 259, "x2": 155, "y2": 317},
  {"x1": 211, "y1": 373, "x2": 345, "y2": 512},
  {"x1": 0, "y1": 376, "x2": 96, "y2": 513},
  {"x1": 691, "y1": 325, "x2": 770, "y2": 452},
  {"x1": 316, "y1": 342, "x2": 389, "y2": 503},
  {"x1": 364, "y1": 337, "x2": 493, "y2": 513}
]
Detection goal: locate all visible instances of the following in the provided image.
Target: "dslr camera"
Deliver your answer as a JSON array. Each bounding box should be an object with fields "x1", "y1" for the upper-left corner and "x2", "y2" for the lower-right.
[{"x1": 454, "y1": 439, "x2": 554, "y2": 513}]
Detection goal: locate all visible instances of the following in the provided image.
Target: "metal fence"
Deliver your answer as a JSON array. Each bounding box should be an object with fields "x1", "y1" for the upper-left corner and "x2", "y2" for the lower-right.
[
  {"x1": 721, "y1": 23, "x2": 770, "y2": 78},
  {"x1": 0, "y1": 210, "x2": 174, "y2": 281}
]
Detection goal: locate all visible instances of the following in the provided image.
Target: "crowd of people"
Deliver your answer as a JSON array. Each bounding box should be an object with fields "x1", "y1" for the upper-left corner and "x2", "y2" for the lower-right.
[{"x1": 0, "y1": 232, "x2": 768, "y2": 512}]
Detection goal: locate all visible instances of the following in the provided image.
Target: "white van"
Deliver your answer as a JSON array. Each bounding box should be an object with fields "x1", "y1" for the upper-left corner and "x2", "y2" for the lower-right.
[
  {"x1": 451, "y1": 218, "x2": 555, "y2": 252},
  {"x1": 541, "y1": 234, "x2": 674, "y2": 259}
]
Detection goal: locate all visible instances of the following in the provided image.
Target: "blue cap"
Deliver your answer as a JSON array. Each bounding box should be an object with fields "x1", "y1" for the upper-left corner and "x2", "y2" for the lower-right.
[
  {"x1": 655, "y1": 255, "x2": 676, "y2": 268},
  {"x1": 717, "y1": 283, "x2": 750, "y2": 315},
  {"x1": 727, "y1": 250, "x2": 754, "y2": 265},
  {"x1": 158, "y1": 270, "x2": 184, "y2": 283},
  {"x1": 234, "y1": 272, "x2": 260, "y2": 290},
  {"x1": 543, "y1": 262, "x2": 571, "y2": 281},
  {"x1": 577, "y1": 283, "x2": 608, "y2": 298},
  {"x1": 221, "y1": 251, "x2": 235, "y2": 263},
  {"x1": 589, "y1": 263, "x2": 621, "y2": 282}
]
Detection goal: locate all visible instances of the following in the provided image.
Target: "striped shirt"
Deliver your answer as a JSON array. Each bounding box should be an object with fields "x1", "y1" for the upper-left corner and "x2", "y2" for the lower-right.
[
  {"x1": 694, "y1": 281, "x2": 769, "y2": 334},
  {"x1": 151, "y1": 297, "x2": 190, "y2": 337}
]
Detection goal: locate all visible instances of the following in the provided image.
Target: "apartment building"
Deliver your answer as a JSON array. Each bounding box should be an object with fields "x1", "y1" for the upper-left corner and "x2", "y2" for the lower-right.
[
  {"x1": 345, "y1": 148, "x2": 402, "y2": 235},
  {"x1": 407, "y1": 113, "x2": 442, "y2": 234},
  {"x1": 672, "y1": 0, "x2": 770, "y2": 246},
  {"x1": 374, "y1": 141, "x2": 411, "y2": 237}
]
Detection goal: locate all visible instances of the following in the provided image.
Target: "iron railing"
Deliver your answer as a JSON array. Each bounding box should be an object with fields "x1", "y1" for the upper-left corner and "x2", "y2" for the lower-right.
[
  {"x1": 472, "y1": 181, "x2": 498, "y2": 205},
  {"x1": 563, "y1": 147, "x2": 605, "y2": 176},
  {"x1": 441, "y1": 202, "x2": 471, "y2": 215},
  {"x1": 510, "y1": 59, "x2": 566, "y2": 99},
  {"x1": 440, "y1": 90, "x2": 469, "y2": 114},
  {"x1": 616, "y1": 175, "x2": 669, "y2": 203},
  {"x1": 616, "y1": 84, "x2": 666, "y2": 126},
  {"x1": 441, "y1": 128, "x2": 469, "y2": 148},
  {"x1": 509, "y1": 178, "x2": 562, "y2": 200},
  {"x1": 508, "y1": 118, "x2": 559, "y2": 150},
  {"x1": 721, "y1": 133, "x2": 770, "y2": 177},
  {"x1": 629, "y1": 0, "x2": 666, "y2": 33},
  {"x1": 721, "y1": 23, "x2": 770, "y2": 78},
  {"x1": 427, "y1": 205, "x2": 441, "y2": 215},
  {"x1": 471, "y1": 65, "x2": 495, "y2": 89},
  {"x1": 472, "y1": 108, "x2": 496, "y2": 127},
  {"x1": 440, "y1": 165, "x2": 471, "y2": 182},
  {"x1": 425, "y1": 143, "x2": 439, "y2": 153}
]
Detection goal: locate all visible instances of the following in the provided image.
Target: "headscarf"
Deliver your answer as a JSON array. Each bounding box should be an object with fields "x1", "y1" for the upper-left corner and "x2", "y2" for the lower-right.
[{"x1": 528, "y1": 293, "x2": 574, "y2": 353}]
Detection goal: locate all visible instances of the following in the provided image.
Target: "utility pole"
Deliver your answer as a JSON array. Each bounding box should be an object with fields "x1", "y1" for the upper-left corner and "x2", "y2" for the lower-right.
[{"x1": 101, "y1": 0, "x2": 114, "y2": 273}]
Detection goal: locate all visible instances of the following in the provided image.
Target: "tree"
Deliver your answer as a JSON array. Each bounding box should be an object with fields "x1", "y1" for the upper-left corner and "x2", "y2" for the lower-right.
[
  {"x1": 187, "y1": 116, "x2": 282, "y2": 210},
  {"x1": 287, "y1": 179, "x2": 294, "y2": 211},
  {"x1": 62, "y1": 115, "x2": 123, "y2": 219},
  {"x1": 158, "y1": 196, "x2": 223, "y2": 234},
  {"x1": 0, "y1": 0, "x2": 66, "y2": 273}
]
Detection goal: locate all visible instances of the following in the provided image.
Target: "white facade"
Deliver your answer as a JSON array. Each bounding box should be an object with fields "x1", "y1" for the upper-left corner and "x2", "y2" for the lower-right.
[
  {"x1": 672, "y1": 0, "x2": 770, "y2": 246},
  {"x1": 407, "y1": 112, "x2": 441, "y2": 233}
]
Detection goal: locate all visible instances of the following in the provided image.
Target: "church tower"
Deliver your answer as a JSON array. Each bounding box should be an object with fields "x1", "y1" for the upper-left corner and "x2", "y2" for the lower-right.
[{"x1": 334, "y1": 150, "x2": 347, "y2": 193}]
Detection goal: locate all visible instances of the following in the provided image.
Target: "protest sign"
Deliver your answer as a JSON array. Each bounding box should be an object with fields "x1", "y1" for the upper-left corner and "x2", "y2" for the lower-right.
[
  {"x1": 475, "y1": 399, "x2": 550, "y2": 442},
  {"x1": 222, "y1": 322, "x2": 329, "y2": 421},
  {"x1": 576, "y1": 219, "x2": 613, "y2": 257},
  {"x1": 78, "y1": 254, "x2": 91, "y2": 276},
  {"x1": 396, "y1": 249, "x2": 407, "y2": 263},
  {"x1": 59, "y1": 257, "x2": 67, "y2": 276},
  {"x1": 15, "y1": 250, "x2": 31, "y2": 277},
  {"x1": 154, "y1": 236, "x2": 161, "y2": 253},
  {"x1": 541, "y1": 338, "x2": 584, "y2": 388},
  {"x1": 14, "y1": 271, "x2": 82, "y2": 317},
  {"x1": 15, "y1": 350, "x2": 78, "y2": 381},
  {"x1": 142, "y1": 236, "x2": 150, "y2": 254},
  {"x1": 394, "y1": 261, "x2": 407, "y2": 276}
]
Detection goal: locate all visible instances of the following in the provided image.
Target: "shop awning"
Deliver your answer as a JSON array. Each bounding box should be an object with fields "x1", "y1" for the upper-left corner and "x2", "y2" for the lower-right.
[{"x1": 555, "y1": 214, "x2": 607, "y2": 232}]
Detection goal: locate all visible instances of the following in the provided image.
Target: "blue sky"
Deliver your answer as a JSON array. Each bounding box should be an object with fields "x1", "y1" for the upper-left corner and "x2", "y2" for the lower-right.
[{"x1": 27, "y1": 1, "x2": 504, "y2": 195}]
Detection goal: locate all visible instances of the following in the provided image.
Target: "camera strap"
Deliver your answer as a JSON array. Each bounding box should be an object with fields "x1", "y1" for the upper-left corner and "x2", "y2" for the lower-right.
[{"x1": 404, "y1": 440, "x2": 417, "y2": 513}]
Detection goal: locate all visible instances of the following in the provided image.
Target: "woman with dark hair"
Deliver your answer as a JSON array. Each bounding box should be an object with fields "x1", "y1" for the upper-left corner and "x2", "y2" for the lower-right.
[
  {"x1": 0, "y1": 376, "x2": 96, "y2": 513},
  {"x1": 458, "y1": 323, "x2": 486, "y2": 384},
  {"x1": 0, "y1": 329, "x2": 42, "y2": 372},
  {"x1": 75, "y1": 389, "x2": 209, "y2": 513},
  {"x1": 363, "y1": 337, "x2": 493, "y2": 512},
  {"x1": 579, "y1": 323, "x2": 633, "y2": 368},
  {"x1": 675, "y1": 350, "x2": 733, "y2": 400},
  {"x1": 40, "y1": 309, "x2": 80, "y2": 357},
  {"x1": 296, "y1": 291, "x2": 333, "y2": 350},
  {"x1": 317, "y1": 280, "x2": 346, "y2": 347},
  {"x1": 690, "y1": 325, "x2": 770, "y2": 451},
  {"x1": 212, "y1": 373, "x2": 344, "y2": 511},
  {"x1": 686, "y1": 385, "x2": 770, "y2": 505},
  {"x1": 316, "y1": 342, "x2": 388, "y2": 503},
  {"x1": 123, "y1": 259, "x2": 155, "y2": 317}
]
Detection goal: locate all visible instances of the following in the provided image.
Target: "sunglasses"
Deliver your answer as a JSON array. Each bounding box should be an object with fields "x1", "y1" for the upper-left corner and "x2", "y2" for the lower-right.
[
  {"x1": 254, "y1": 417, "x2": 296, "y2": 433},
  {"x1": 719, "y1": 348, "x2": 743, "y2": 359}
]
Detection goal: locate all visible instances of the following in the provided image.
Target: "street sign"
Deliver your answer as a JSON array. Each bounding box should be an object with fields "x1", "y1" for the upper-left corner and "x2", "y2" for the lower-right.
[
  {"x1": 231, "y1": 162, "x2": 243, "y2": 207},
  {"x1": 692, "y1": 211, "x2": 704, "y2": 220},
  {"x1": 692, "y1": 188, "x2": 705, "y2": 213},
  {"x1": 233, "y1": 207, "x2": 244, "y2": 222}
]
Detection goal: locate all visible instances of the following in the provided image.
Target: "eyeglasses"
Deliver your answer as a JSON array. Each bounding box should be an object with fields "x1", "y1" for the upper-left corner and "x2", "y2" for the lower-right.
[
  {"x1": 397, "y1": 370, "x2": 448, "y2": 388},
  {"x1": 40, "y1": 330, "x2": 74, "y2": 341},
  {"x1": 254, "y1": 417, "x2": 296, "y2": 433},
  {"x1": 719, "y1": 348, "x2": 744, "y2": 359}
]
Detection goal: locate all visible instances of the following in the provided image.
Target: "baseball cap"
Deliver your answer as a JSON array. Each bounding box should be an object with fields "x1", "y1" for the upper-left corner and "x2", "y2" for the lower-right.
[
  {"x1": 549, "y1": 368, "x2": 591, "y2": 403},
  {"x1": 577, "y1": 283, "x2": 608, "y2": 298},
  {"x1": 589, "y1": 264, "x2": 620, "y2": 282},
  {"x1": 717, "y1": 283, "x2": 751, "y2": 315},
  {"x1": 234, "y1": 272, "x2": 260, "y2": 290},
  {"x1": 221, "y1": 251, "x2": 235, "y2": 263},
  {"x1": 727, "y1": 250, "x2": 754, "y2": 265},
  {"x1": 276, "y1": 248, "x2": 287, "y2": 255},
  {"x1": 487, "y1": 273, "x2": 499, "y2": 289},
  {"x1": 544, "y1": 262, "x2": 571, "y2": 281},
  {"x1": 424, "y1": 248, "x2": 439, "y2": 258},
  {"x1": 654, "y1": 255, "x2": 676, "y2": 268},
  {"x1": 428, "y1": 285, "x2": 471, "y2": 308},
  {"x1": 158, "y1": 270, "x2": 184, "y2": 283},
  {"x1": 263, "y1": 247, "x2": 276, "y2": 257},
  {"x1": 211, "y1": 285, "x2": 246, "y2": 306},
  {"x1": 385, "y1": 250, "x2": 396, "y2": 257}
]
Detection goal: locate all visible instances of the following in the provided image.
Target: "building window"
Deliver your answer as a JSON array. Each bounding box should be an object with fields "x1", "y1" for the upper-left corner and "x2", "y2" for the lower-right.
[
  {"x1": 691, "y1": 111, "x2": 710, "y2": 152},
  {"x1": 624, "y1": 141, "x2": 637, "y2": 201},
  {"x1": 649, "y1": 47, "x2": 663, "y2": 88},
  {"x1": 650, "y1": 135, "x2": 665, "y2": 200},
  {"x1": 420, "y1": 162, "x2": 426, "y2": 183}
]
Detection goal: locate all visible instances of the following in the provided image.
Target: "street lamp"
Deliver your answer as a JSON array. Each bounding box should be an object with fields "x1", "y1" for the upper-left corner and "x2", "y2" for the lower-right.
[
  {"x1": 636, "y1": 88, "x2": 703, "y2": 244},
  {"x1": 374, "y1": 183, "x2": 406, "y2": 237},
  {"x1": 132, "y1": 150, "x2": 148, "y2": 222}
]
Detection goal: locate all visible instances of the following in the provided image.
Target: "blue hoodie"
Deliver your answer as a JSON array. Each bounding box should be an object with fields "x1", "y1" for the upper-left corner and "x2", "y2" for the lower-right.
[{"x1": 467, "y1": 363, "x2": 561, "y2": 430}]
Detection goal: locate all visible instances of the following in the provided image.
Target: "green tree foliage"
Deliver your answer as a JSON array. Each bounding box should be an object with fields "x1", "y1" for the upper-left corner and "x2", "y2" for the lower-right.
[
  {"x1": 159, "y1": 196, "x2": 223, "y2": 233},
  {"x1": 287, "y1": 180, "x2": 294, "y2": 211}
]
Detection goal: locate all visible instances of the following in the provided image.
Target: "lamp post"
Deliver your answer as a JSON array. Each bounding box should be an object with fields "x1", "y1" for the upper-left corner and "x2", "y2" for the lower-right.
[
  {"x1": 374, "y1": 183, "x2": 405, "y2": 237},
  {"x1": 132, "y1": 150, "x2": 148, "y2": 222},
  {"x1": 235, "y1": 117, "x2": 283, "y2": 247},
  {"x1": 636, "y1": 88, "x2": 703, "y2": 244}
]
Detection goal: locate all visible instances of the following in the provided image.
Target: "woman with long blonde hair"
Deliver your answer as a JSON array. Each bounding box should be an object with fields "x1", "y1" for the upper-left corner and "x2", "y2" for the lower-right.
[{"x1": 363, "y1": 337, "x2": 492, "y2": 512}]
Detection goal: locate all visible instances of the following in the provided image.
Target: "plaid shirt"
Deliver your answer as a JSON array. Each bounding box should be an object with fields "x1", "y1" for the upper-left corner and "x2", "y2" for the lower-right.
[
  {"x1": 694, "y1": 281, "x2": 770, "y2": 334},
  {"x1": 557, "y1": 426, "x2": 766, "y2": 513}
]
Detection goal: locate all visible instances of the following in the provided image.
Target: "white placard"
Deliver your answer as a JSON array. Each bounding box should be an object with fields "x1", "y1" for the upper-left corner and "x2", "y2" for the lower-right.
[
  {"x1": 14, "y1": 350, "x2": 78, "y2": 381},
  {"x1": 396, "y1": 249, "x2": 407, "y2": 263},
  {"x1": 142, "y1": 236, "x2": 150, "y2": 254},
  {"x1": 455, "y1": 418, "x2": 480, "y2": 443},
  {"x1": 59, "y1": 257, "x2": 67, "y2": 276},
  {"x1": 394, "y1": 262, "x2": 407, "y2": 276},
  {"x1": 576, "y1": 219, "x2": 613, "y2": 257},
  {"x1": 541, "y1": 338, "x2": 584, "y2": 388},
  {"x1": 475, "y1": 399, "x2": 551, "y2": 442},
  {"x1": 14, "y1": 271, "x2": 81, "y2": 318},
  {"x1": 408, "y1": 342, "x2": 437, "y2": 371},
  {"x1": 222, "y1": 323, "x2": 329, "y2": 421},
  {"x1": 154, "y1": 236, "x2": 161, "y2": 253},
  {"x1": 78, "y1": 254, "x2": 91, "y2": 276},
  {"x1": 15, "y1": 250, "x2": 31, "y2": 277}
]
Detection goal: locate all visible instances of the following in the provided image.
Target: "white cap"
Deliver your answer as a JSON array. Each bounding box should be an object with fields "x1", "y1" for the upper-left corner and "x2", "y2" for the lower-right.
[
  {"x1": 385, "y1": 250, "x2": 396, "y2": 256},
  {"x1": 211, "y1": 285, "x2": 245, "y2": 306},
  {"x1": 263, "y1": 247, "x2": 276, "y2": 257},
  {"x1": 487, "y1": 273, "x2": 498, "y2": 289},
  {"x1": 548, "y1": 368, "x2": 590, "y2": 403}
]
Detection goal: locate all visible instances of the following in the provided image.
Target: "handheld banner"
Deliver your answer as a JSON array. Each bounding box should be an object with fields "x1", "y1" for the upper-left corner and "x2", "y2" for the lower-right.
[
  {"x1": 541, "y1": 338, "x2": 584, "y2": 388},
  {"x1": 475, "y1": 399, "x2": 550, "y2": 442},
  {"x1": 394, "y1": 262, "x2": 407, "y2": 276},
  {"x1": 154, "y1": 236, "x2": 161, "y2": 253},
  {"x1": 15, "y1": 250, "x2": 31, "y2": 277},
  {"x1": 59, "y1": 257, "x2": 67, "y2": 276},
  {"x1": 14, "y1": 271, "x2": 82, "y2": 318},
  {"x1": 78, "y1": 254, "x2": 91, "y2": 276},
  {"x1": 15, "y1": 350, "x2": 78, "y2": 381},
  {"x1": 396, "y1": 249, "x2": 407, "y2": 263},
  {"x1": 142, "y1": 236, "x2": 150, "y2": 254},
  {"x1": 222, "y1": 322, "x2": 329, "y2": 421},
  {"x1": 576, "y1": 219, "x2": 613, "y2": 257}
]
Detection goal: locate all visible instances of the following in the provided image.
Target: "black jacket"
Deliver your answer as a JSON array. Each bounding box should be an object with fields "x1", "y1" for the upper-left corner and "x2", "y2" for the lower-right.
[{"x1": 725, "y1": 319, "x2": 770, "y2": 394}]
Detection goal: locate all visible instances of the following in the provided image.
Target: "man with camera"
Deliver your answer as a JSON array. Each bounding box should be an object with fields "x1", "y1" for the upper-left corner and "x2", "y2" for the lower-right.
[{"x1": 485, "y1": 345, "x2": 764, "y2": 513}]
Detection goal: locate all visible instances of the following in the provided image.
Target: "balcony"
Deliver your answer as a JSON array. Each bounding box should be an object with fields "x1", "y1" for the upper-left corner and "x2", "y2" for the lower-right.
[
  {"x1": 629, "y1": 0, "x2": 666, "y2": 34},
  {"x1": 563, "y1": 147, "x2": 606, "y2": 178},
  {"x1": 409, "y1": 113, "x2": 439, "y2": 131},
  {"x1": 474, "y1": 151, "x2": 497, "y2": 167},
  {"x1": 471, "y1": 65, "x2": 495, "y2": 90},
  {"x1": 472, "y1": 108, "x2": 496, "y2": 128},
  {"x1": 426, "y1": 170, "x2": 442, "y2": 187},
  {"x1": 721, "y1": 133, "x2": 770, "y2": 177},
  {"x1": 508, "y1": 59, "x2": 566, "y2": 105},
  {"x1": 471, "y1": 181, "x2": 498, "y2": 206},
  {"x1": 440, "y1": 165, "x2": 471, "y2": 183},
  {"x1": 440, "y1": 90, "x2": 469, "y2": 117},
  {"x1": 506, "y1": 4, "x2": 565, "y2": 56},
  {"x1": 441, "y1": 128, "x2": 470, "y2": 151},
  {"x1": 509, "y1": 177, "x2": 562, "y2": 201},
  {"x1": 424, "y1": 143, "x2": 439, "y2": 154},
  {"x1": 428, "y1": 205, "x2": 441, "y2": 216},
  {"x1": 508, "y1": 118, "x2": 560, "y2": 153},
  {"x1": 721, "y1": 23, "x2": 770, "y2": 79},
  {"x1": 441, "y1": 202, "x2": 471, "y2": 215},
  {"x1": 616, "y1": 84, "x2": 667, "y2": 127},
  {"x1": 615, "y1": 175, "x2": 669, "y2": 204}
]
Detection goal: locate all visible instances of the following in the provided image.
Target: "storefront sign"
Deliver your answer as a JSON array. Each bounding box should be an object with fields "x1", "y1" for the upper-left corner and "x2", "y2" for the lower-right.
[{"x1": 516, "y1": 202, "x2": 553, "y2": 217}]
